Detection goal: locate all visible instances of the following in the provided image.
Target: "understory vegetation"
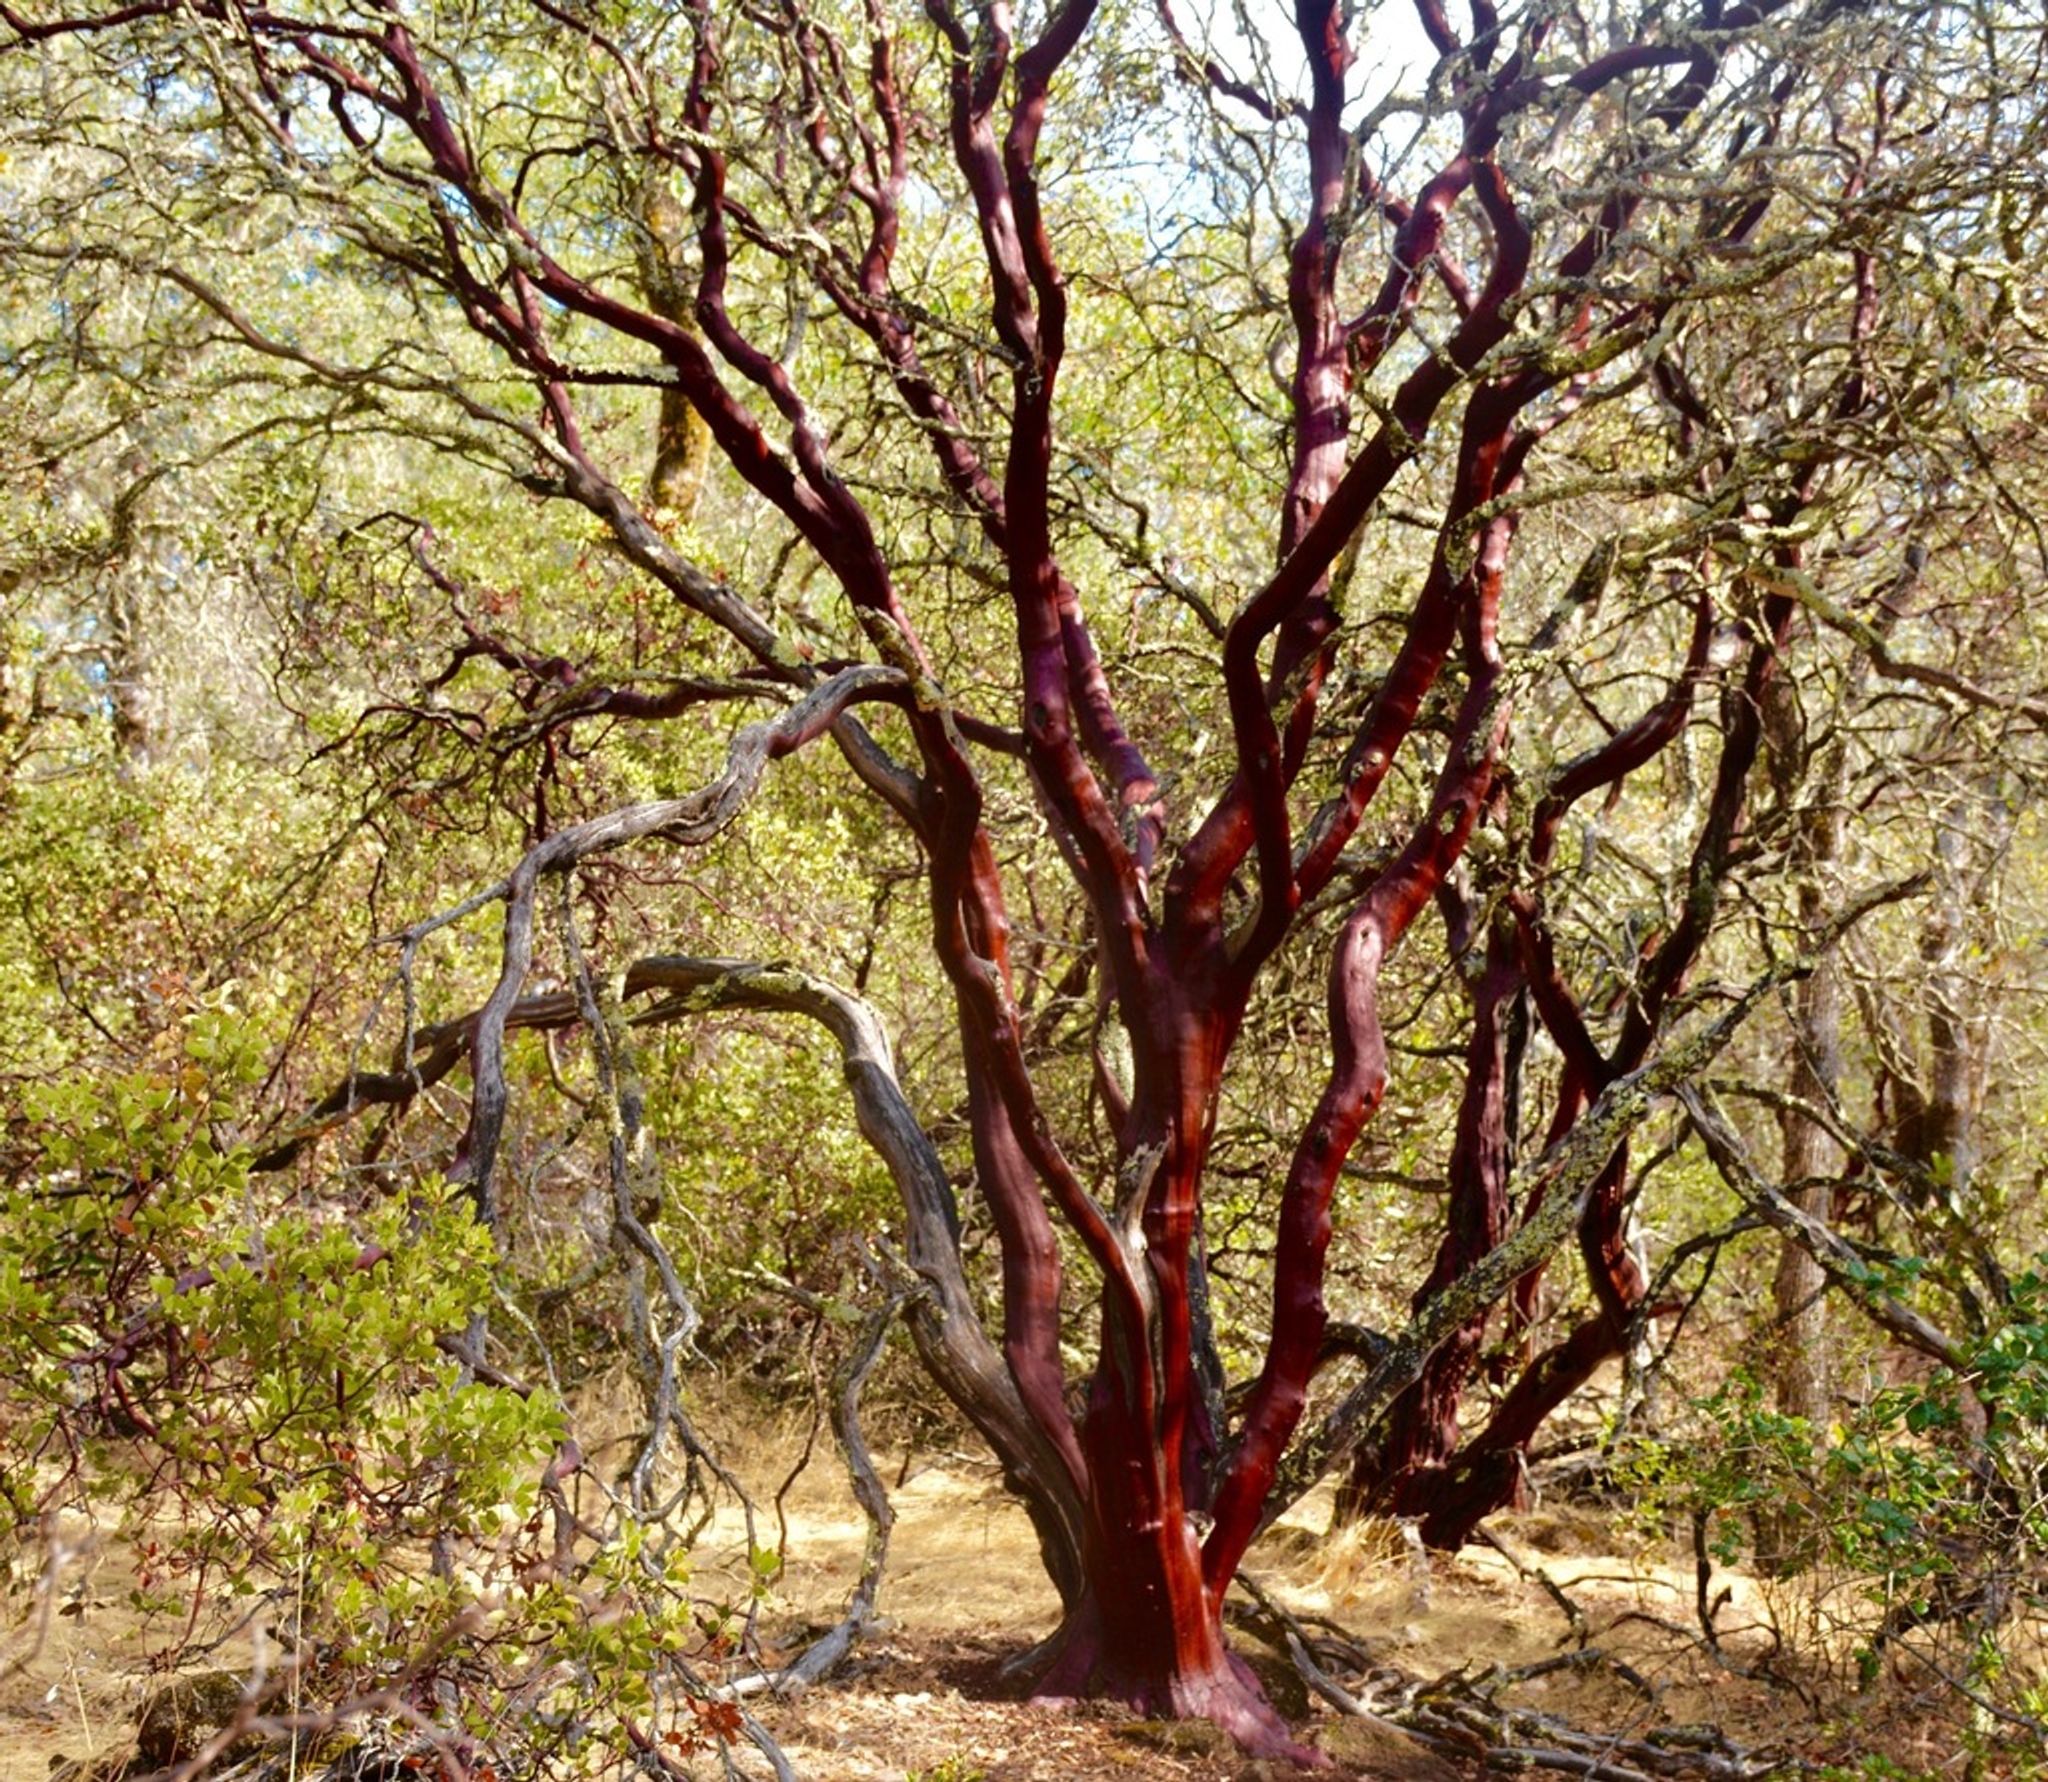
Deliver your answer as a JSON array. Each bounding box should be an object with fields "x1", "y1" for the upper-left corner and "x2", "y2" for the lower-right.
[{"x1": 2, "y1": 0, "x2": 2047, "y2": 1773}]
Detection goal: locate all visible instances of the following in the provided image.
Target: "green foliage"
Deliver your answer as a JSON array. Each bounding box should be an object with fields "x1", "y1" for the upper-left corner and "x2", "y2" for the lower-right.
[
  {"x1": 1618, "y1": 1272, "x2": 2047, "y2": 1744},
  {"x1": 0, "y1": 1013, "x2": 735, "y2": 1766},
  {"x1": 7, "y1": 1009, "x2": 530, "y2": 1528}
]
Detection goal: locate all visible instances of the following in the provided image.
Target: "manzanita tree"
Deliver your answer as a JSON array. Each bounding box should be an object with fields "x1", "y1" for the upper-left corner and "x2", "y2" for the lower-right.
[{"x1": 9, "y1": 0, "x2": 2045, "y2": 1756}]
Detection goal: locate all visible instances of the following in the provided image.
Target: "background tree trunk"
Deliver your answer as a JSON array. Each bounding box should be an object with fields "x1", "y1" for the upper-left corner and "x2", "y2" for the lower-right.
[
  {"x1": 1771, "y1": 952, "x2": 1842, "y2": 1427},
  {"x1": 1764, "y1": 665, "x2": 1849, "y2": 1432}
]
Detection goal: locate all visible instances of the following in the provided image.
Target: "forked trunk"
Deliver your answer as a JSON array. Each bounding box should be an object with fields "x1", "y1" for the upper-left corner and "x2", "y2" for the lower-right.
[
  {"x1": 1033, "y1": 1564, "x2": 1300, "y2": 1756},
  {"x1": 1017, "y1": 1115, "x2": 1321, "y2": 1763},
  {"x1": 1030, "y1": 1407, "x2": 1316, "y2": 1763}
]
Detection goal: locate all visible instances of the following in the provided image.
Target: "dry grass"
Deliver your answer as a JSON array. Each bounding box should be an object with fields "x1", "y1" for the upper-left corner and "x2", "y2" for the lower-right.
[{"x1": 0, "y1": 1408, "x2": 2028, "y2": 1780}]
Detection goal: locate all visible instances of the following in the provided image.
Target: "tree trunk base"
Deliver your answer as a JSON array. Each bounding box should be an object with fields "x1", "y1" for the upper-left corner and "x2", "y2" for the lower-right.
[{"x1": 1028, "y1": 1604, "x2": 1327, "y2": 1766}]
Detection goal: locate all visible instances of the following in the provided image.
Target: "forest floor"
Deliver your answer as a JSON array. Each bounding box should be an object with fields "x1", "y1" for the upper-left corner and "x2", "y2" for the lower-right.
[
  {"x1": 691, "y1": 1443, "x2": 1979, "y2": 1781},
  {"x1": 0, "y1": 1404, "x2": 2008, "y2": 1782}
]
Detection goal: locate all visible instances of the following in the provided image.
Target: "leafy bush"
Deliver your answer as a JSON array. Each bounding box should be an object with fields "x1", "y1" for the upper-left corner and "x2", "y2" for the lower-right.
[
  {"x1": 0, "y1": 1010, "x2": 748, "y2": 1773},
  {"x1": 1618, "y1": 1276, "x2": 2047, "y2": 1756}
]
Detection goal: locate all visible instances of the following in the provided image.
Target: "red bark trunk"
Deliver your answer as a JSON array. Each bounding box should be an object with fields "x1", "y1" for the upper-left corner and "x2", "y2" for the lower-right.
[
  {"x1": 1343, "y1": 918, "x2": 1520, "y2": 1520},
  {"x1": 1032, "y1": 1406, "x2": 1314, "y2": 1762}
]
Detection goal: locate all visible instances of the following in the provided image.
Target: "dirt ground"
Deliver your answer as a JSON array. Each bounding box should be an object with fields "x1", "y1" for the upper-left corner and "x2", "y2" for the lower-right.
[
  {"x1": 0, "y1": 1421, "x2": 2016, "y2": 1782},
  {"x1": 696, "y1": 1454, "x2": 1944, "y2": 1781}
]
